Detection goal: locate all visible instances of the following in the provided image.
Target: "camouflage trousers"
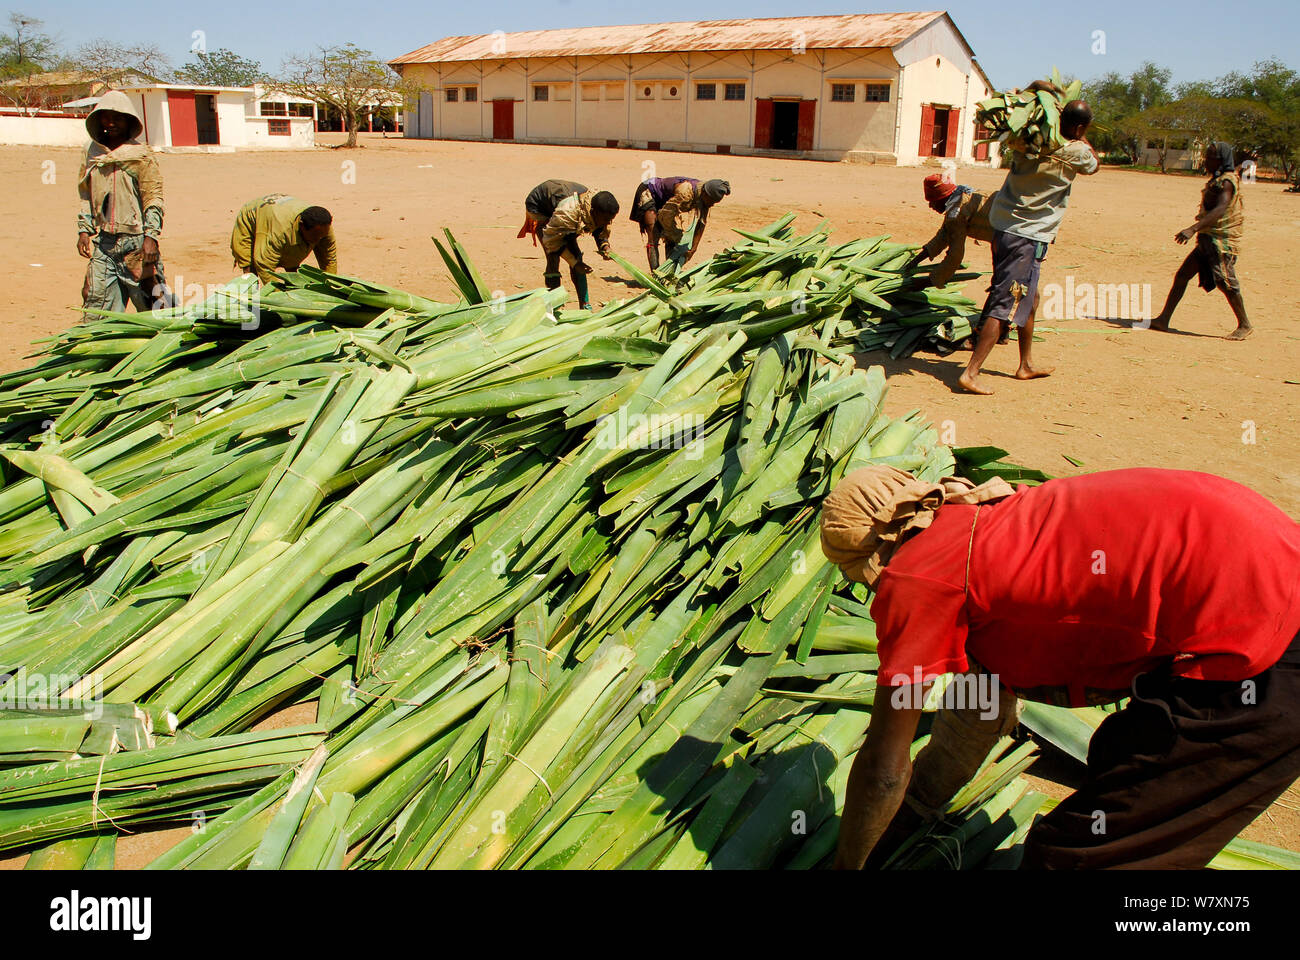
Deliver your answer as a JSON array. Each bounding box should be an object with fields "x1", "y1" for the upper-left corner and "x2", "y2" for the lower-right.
[{"x1": 81, "y1": 233, "x2": 174, "y2": 314}]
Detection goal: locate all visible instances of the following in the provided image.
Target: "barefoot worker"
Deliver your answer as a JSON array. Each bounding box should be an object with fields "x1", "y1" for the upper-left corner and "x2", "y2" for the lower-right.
[
  {"x1": 905, "y1": 175, "x2": 1001, "y2": 345},
  {"x1": 821, "y1": 465, "x2": 1300, "y2": 870},
  {"x1": 959, "y1": 94, "x2": 1098, "y2": 394},
  {"x1": 629, "y1": 177, "x2": 730, "y2": 270},
  {"x1": 77, "y1": 91, "x2": 173, "y2": 313},
  {"x1": 231, "y1": 195, "x2": 336, "y2": 285},
  {"x1": 525, "y1": 181, "x2": 618, "y2": 311},
  {"x1": 1148, "y1": 142, "x2": 1252, "y2": 340}
]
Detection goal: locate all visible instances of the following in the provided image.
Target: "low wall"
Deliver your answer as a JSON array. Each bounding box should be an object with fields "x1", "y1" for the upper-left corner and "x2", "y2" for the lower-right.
[{"x1": 0, "y1": 115, "x2": 87, "y2": 147}]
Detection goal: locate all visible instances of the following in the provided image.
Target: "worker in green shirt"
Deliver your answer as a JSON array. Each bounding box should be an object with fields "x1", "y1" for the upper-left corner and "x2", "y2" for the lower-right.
[{"x1": 231, "y1": 195, "x2": 337, "y2": 285}]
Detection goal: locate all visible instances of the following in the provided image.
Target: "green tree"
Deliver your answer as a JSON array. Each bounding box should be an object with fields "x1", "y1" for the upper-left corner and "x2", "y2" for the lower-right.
[
  {"x1": 0, "y1": 12, "x2": 61, "y2": 77},
  {"x1": 1083, "y1": 61, "x2": 1173, "y2": 161},
  {"x1": 1213, "y1": 59, "x2": 1300, "y2": 179},
  {"x1": 174, "y1": 48, "x2": 263, "y2": 87},
  {"x1": 270, "y1": 44, "x2": 400, "y2": 148}
]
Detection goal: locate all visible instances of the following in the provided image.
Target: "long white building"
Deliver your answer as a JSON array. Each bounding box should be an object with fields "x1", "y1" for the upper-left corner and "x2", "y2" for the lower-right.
[{"x1": 390, "y1": 11, "x2": 999, "y2": 166}]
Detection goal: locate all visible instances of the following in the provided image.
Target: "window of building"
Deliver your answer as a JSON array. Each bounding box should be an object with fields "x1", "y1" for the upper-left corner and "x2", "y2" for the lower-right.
[
  {"x1": 267, "y1": 119, "x2": 290, "y2": 136},
  {"x1": 446, "y1": 88, "x2": 459, "y2": 102},
  {"x1": 533, "y1": 85, "x2": 549, "y2": 102},
  {"x1": 464, "y1": 87, "x2": 477, "y2": 102},
  {"x1": 605, "y1": 83, "x2": 625, "y2": 101},
  {"x1": 287, "y1": 102, "x2": 313, "y2": 118},
  {"x1": 581, "y1": 83, "x2": 601, "y2": 101},
  {"x1": 696, "y1": 82, "x2": 716, "y2": 100},
  {"x1": 724, "y1": 83, "x2": 746, "y2": 102},
  {"x1": 865, "y1": 83, "x2": 891, "y2": 102},
  {"x1": 640, "y1": 84, "x2": 654, "y2": 99},
  {"x1": 260, "y1": 101, "x2": 288, "y2": 116},
  {"x1": 831, "y1": 83, "x2": 856, "y2": 102},
  {"x1": 665, "y1": 83, "x2": 680, "y2": 99}
]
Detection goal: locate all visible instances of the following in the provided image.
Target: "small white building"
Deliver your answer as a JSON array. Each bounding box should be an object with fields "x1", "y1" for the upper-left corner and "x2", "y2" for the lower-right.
[
  {"x1": 112, "y1": 83, "x2": 315, "y2": 150},
  {"x1": 390, "y1": 11, "x2": 1000, "y2": 166}
]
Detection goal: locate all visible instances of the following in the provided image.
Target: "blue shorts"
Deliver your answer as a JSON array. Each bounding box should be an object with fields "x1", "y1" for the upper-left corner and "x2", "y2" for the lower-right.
[{"x1": 982, "y1": 231, "x2": 1048, "y2": 328}]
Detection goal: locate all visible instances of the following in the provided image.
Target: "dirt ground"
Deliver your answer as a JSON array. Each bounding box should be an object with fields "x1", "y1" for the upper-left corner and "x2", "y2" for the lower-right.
[{"x1": 0, "y1": 132, "x2": 1296, "y2": 867}]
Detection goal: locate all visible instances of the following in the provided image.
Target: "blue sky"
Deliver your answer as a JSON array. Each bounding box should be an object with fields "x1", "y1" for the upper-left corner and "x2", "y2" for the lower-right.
[{"x1": 18, "y1": 1, "x2": 1300, "y2": 88}]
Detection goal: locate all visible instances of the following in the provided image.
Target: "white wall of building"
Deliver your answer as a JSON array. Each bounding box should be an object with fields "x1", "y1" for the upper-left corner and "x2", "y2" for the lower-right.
[
  {"x1": 397, "y1": 19, "x2": 997, "y2": 166},
  {"x1": 0, "y1": 114, "x2": 87, "y2": 146},
  {"x1": 244, "y1": 116, "x2": 314, "y2": 148},
  {"x1": 214, "y1": 92, "x2": 248, "y2": 147},
  {"x1": 894, "y1": 16, "x2": 998, "y2": 166}
]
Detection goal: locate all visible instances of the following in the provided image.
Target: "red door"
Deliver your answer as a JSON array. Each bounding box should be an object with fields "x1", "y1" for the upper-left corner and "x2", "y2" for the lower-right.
[
  {"x1": 754, "y1": 99, "x2": 774, "y2": 149},
  {"x1": 796, "y1": 100, "x2": 816, "y2": 151},
  {"x1": 974, "y1": 121, "x2": 989, "y2": 161},
  {"x1": 492, "y1": 100, "x2": 514, "y2": 140},
  {"x1": 918, "y1": 105, "x2": 935, "y2": 157},
  {"x1": 945, "y1": 108, "x2": 961, "y2": 158},
  {"x1": 168, "y1": 90, "x2": 199, "y2": 147}
]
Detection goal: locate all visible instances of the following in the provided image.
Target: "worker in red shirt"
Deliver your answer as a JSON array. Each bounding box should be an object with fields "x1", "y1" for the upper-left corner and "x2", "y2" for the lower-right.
[{"x1": 820, "y1": 465, "x2": 1300, "y2": 870}]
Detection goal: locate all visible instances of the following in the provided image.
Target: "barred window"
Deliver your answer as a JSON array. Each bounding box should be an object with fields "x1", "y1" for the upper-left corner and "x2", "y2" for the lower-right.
[
  {"x1": 696, "y1": 82, "x2": 716, "y2": 100},
  {"x1": 865, "y1": 83, "x2": 891, "y2": 102},
  {"x1": 260, "y1": 101, "x2": 288, "y2": 116},
  {"x1": 724, "y1": 83, "x2": 745, "y2": 101},
  {"x1": 464, "y1": 87, "x2": 478, "y2": 102},
  {"x1": 446, "y1": 88, "x2": 459, "y2": 102},
  {"x1": 533, "y1": 85, "x2": 549, "y2": 102},
  {"x1": 831, "y1": 83, "x2": 856, "y2": 102},
  {"x1": 267, "y1": 119, "x2": 290, "y2": 135}
]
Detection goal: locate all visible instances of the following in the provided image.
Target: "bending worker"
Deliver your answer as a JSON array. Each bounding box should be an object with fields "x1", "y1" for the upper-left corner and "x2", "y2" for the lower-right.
[
  {"x1": 820, "y1": 465, "x2": 1300, "y2": 870},
  {"x1": 231, "y1": 194, "x2": 336, "y2": 285},
  {"x1": 520, "y1": 179, "x2": 618, "y2": 311},
  {"x1": 906, "y1": 174, "x2": 1003, "y2": 345},
  {"x1": 77, "y1": 91, "x2": 173, "y2": 312},
  {"x1": 629, "y1": 176, "x2": 730, "y2": 270}
]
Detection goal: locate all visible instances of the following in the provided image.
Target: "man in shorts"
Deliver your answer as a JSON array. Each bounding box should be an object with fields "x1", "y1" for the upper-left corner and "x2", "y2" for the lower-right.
[
  {"x1": 1147, "y1": 142, "x2": 1252, "y2": 340},
  {"x1": 958, "y1": 94, "x2": 1098, "y2": 395}
]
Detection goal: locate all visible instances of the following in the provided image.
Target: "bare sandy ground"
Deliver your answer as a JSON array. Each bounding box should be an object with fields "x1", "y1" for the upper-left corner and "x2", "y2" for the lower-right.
[{"x1": 0, "y1": 133, "x2": 1296, "y2": 867}]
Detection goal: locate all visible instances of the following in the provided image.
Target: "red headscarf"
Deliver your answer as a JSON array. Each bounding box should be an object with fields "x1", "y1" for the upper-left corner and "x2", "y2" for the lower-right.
[{"x1": 922, "y1": 174, "x2": 957, "y2": 205}]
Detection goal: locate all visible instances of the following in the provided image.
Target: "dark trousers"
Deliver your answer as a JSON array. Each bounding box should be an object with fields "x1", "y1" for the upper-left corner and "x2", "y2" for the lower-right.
[{"x1": 1023, "y1": 630, "x2": 1300, "y2": 869}]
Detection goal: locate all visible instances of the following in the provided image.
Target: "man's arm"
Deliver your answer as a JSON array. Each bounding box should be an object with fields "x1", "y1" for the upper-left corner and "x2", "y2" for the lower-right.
[
  {"x1": 77, "y1": 154, "x2": 96, "y2": 258},
  {"x1": 928, "y1": 216, "x2": 971, "y2": 287},
  {"x1": 1177, "y1": 181, "x2": 1234, "y2": 243},
  {"x1": 656, "y1": 183, "x2": 694, "y2": 246},
  {"x1": 833, "y1": 683, "x2": 924, "y2": 869},
  {"x1": 315, "y1": 228, "x2": 338, "y2": 274}
]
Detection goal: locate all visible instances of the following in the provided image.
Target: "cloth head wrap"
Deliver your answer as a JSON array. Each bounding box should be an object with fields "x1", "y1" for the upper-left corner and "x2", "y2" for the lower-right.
[{"x1": 820, "y1": 465, "x2": 1015, "y2": 588}]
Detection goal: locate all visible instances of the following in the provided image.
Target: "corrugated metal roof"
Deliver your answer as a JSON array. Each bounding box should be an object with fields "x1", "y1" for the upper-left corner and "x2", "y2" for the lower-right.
[{"x1": 390, "y1": 12, "x2": 946, "y2": 66}]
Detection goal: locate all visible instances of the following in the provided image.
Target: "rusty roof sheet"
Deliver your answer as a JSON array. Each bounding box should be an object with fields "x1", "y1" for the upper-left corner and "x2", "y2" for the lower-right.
[{"x1": 390, "y1": 12, "x2": 946, "y2": 66}]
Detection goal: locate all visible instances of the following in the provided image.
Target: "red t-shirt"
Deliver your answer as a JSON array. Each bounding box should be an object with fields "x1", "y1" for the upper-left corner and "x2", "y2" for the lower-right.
[{"x1": 870, "y1": 469, "x2": 1300, "y2": 706}]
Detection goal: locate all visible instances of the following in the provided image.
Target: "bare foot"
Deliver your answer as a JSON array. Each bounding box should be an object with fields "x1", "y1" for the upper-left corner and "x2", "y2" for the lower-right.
[
  {"x1": 1149, "y1": 316, "x2": 1173, "y2": 332},
  {"x1": 1226, "y1": 326, "x2": 1254, "y2": 341},
  {"x1": 957, "y1": 371, "x2": 994, "y2": 395},
  {"x1": 1014, "y1": 365, "x2": 1055, "y2": 381}
]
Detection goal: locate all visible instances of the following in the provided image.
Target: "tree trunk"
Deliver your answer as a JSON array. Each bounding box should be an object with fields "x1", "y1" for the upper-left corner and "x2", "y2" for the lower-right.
[{"x1": 345, "y1": 112, "x2": 358, "y2": 148}]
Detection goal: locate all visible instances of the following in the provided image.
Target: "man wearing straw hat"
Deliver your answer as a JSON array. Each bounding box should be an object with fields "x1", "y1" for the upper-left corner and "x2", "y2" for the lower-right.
[{"x1": 820, "y1": 465, "x2": 1300, "y2": 869}]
